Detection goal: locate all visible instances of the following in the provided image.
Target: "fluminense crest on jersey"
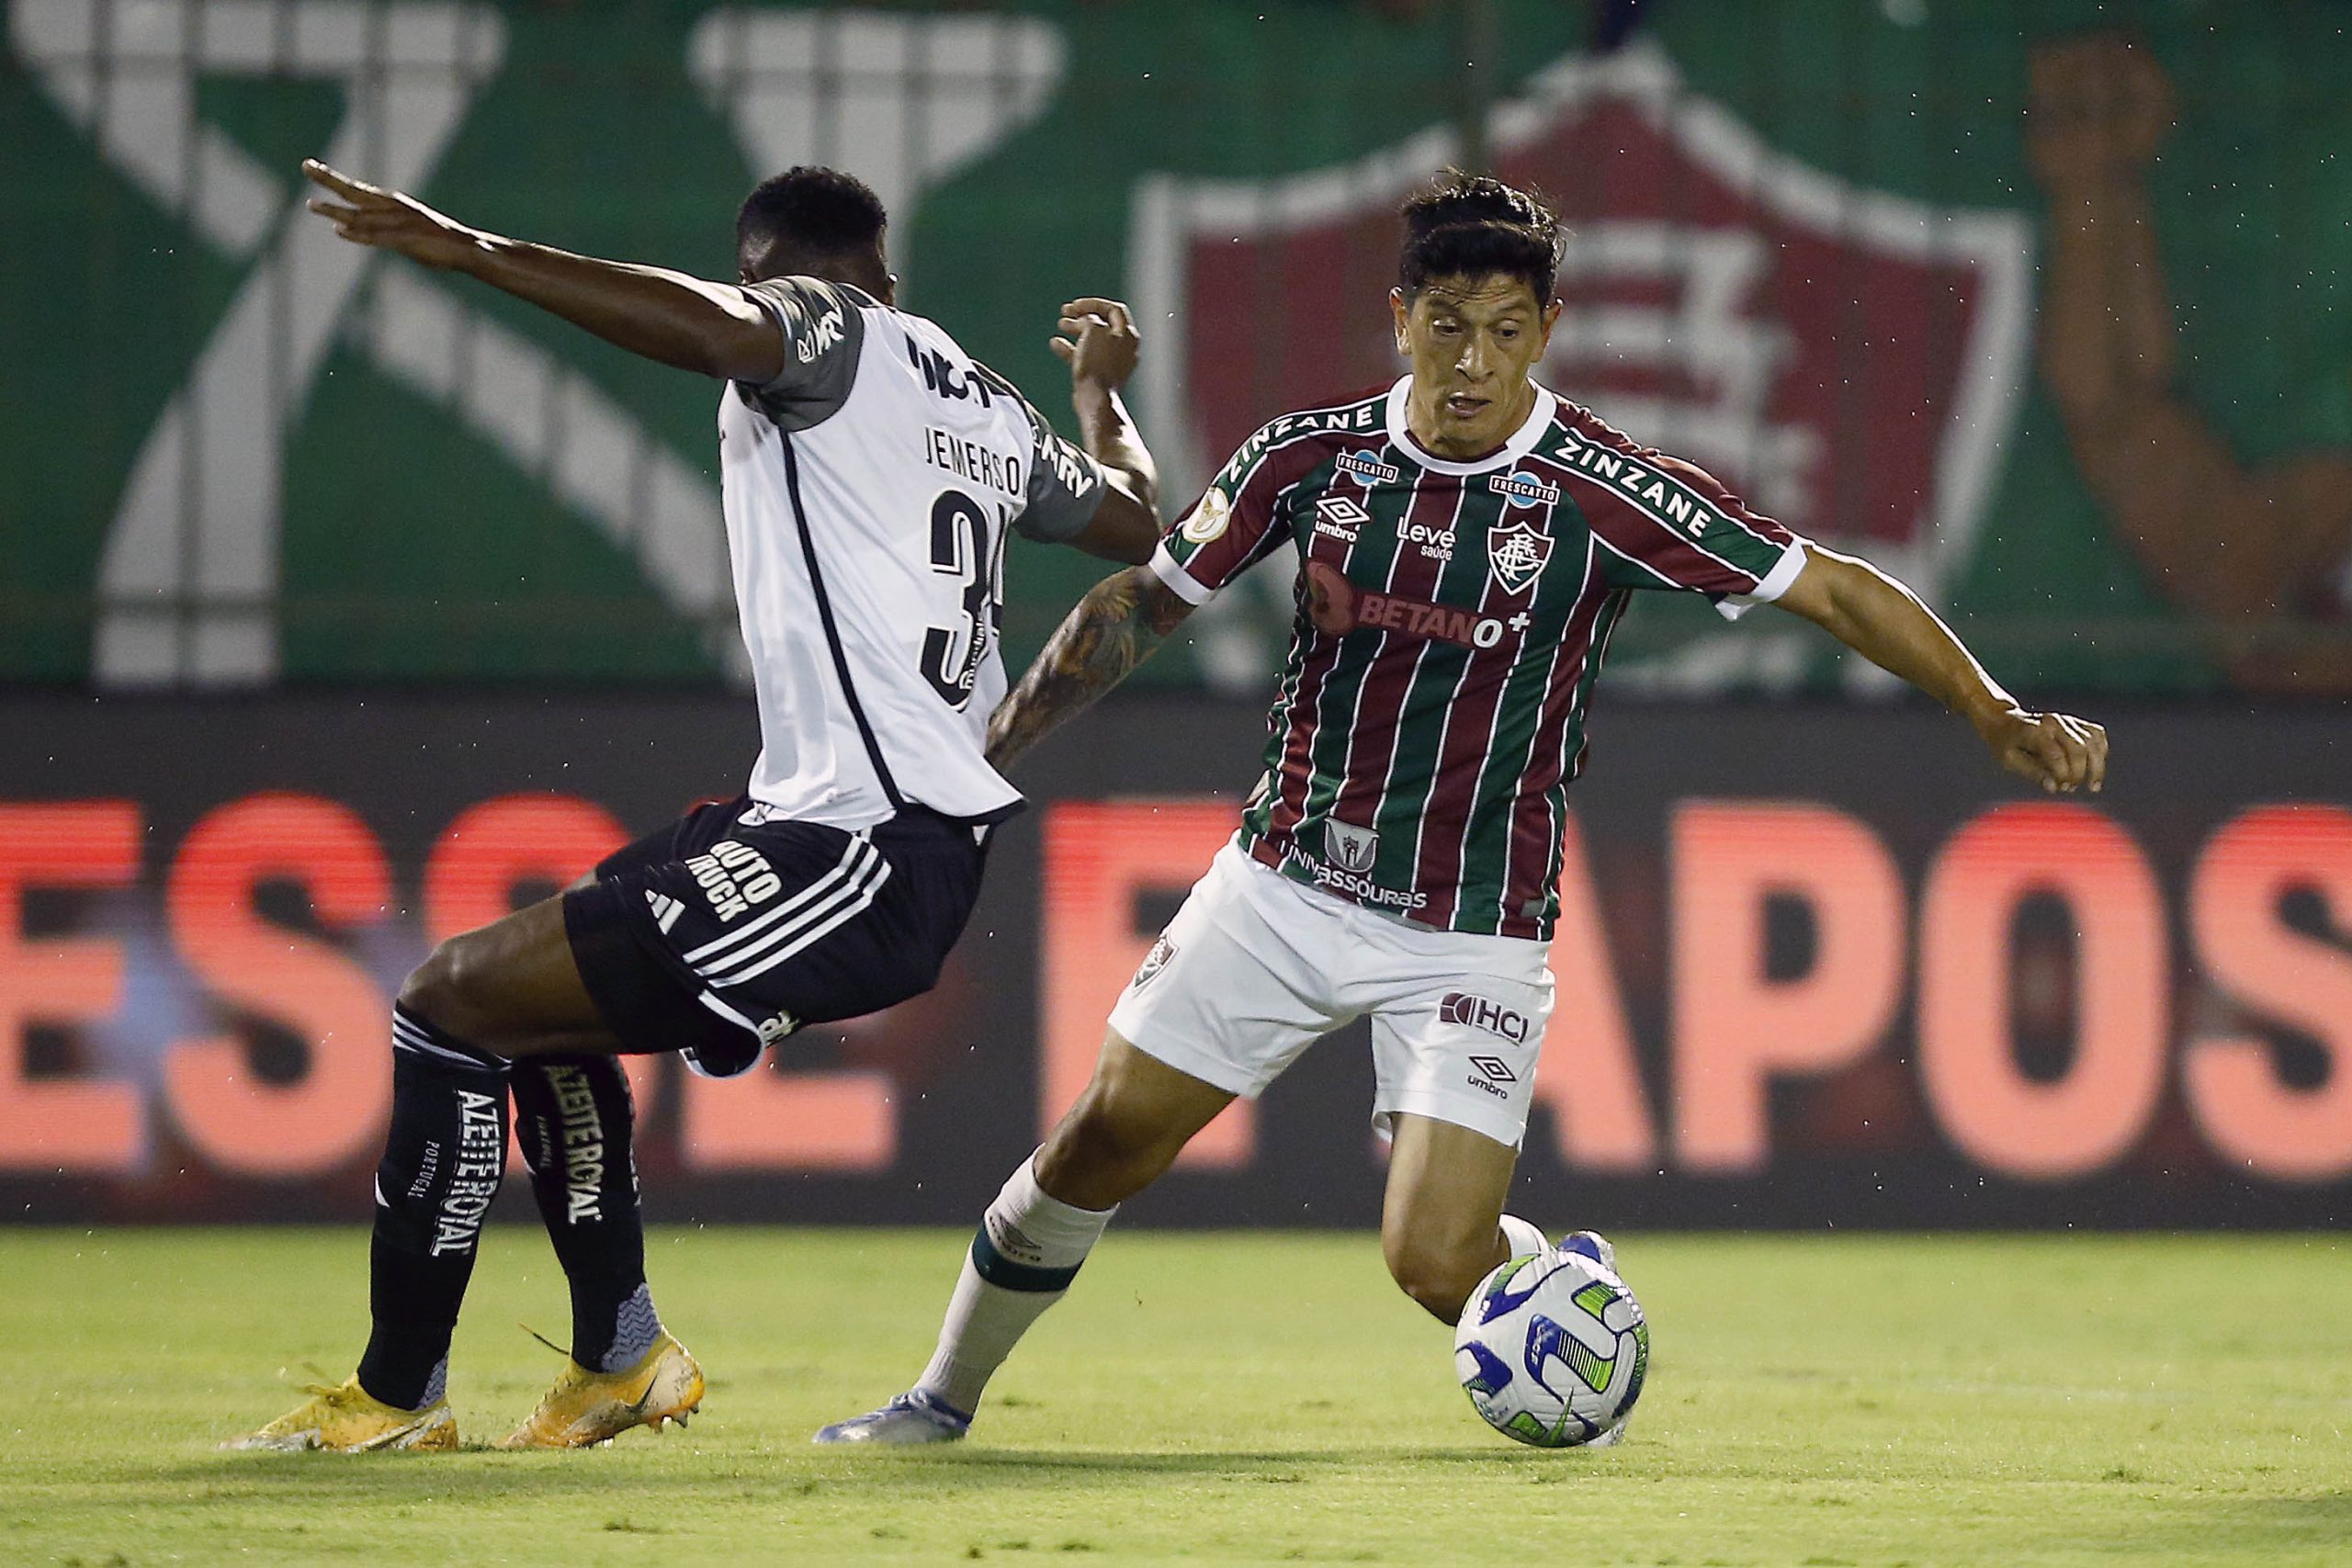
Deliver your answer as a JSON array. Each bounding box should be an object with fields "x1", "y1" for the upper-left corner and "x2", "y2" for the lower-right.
[{"x1": 1486, "y1": 518, "x2": 1555, "y2": 595}]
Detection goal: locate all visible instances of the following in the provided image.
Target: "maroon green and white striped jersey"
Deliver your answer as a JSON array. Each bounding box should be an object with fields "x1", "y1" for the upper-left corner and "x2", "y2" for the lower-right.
[{"x1": 1149, "y1": 377, "x2": 1808, "y2": 941}]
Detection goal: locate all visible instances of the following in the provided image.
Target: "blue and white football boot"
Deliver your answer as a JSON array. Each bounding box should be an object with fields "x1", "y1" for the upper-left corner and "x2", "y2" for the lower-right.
[{"x1": 812, "y1": 1388, "x2": 971, "y2": 1445}]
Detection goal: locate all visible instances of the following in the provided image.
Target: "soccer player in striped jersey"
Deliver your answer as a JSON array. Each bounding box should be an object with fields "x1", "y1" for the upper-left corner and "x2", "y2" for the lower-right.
[
  {"x1": 232, "y1": 163, "x2": 1161, "y2": 1453},
  {"x1": 819, "y1": 171, "x2": 2109, "y2": 1445}
]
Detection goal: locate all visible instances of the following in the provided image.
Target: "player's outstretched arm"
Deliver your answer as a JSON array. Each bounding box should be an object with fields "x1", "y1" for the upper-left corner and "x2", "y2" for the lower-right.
[
  {"x1": 1772, "y1": 547, "x2": 2110, "y2": 794},
  {"x1": 1051, "y1": 298, "x2": 1161, "y2": 564},
  {"x1": 301, "y1": 160, "x2": 783, "y2": 383},
  {"x1": 987, "y1": 566, "x2": 1194, "y2": 770}
]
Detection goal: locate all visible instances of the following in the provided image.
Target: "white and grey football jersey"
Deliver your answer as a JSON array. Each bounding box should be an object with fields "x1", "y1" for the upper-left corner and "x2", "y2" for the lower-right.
[{"x1": 715, "y1": 277, "x2": 1107, "y2": 829}]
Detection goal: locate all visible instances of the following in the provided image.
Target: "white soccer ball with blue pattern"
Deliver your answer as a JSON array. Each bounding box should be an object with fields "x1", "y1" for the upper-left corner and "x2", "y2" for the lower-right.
[{"x1": 1454, "y1": 1247, "x2": 1648, "y2": 1447}]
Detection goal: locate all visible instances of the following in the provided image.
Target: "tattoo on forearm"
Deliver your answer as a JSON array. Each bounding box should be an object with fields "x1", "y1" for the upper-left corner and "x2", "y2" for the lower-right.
[{"x1": 987, "y1": 567, "x2": 1188, "y2": 768}]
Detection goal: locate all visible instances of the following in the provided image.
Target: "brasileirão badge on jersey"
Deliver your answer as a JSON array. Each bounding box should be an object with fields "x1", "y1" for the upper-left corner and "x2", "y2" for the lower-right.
[
  {"x1": 1487, "y1": 518, "x2": 1555, "y2": 596},
  {"x1": 1180, "y1": 486, "x2": 1232, "y2": 543}
]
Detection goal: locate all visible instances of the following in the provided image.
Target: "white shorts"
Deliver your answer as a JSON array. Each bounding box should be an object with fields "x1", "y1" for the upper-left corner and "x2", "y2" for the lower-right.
[{"x1": 1107, "y1": 840, "x2": 1555, "y2": 1149}]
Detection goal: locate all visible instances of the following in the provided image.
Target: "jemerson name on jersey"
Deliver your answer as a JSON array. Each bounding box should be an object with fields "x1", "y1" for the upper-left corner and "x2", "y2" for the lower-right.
[
  {"x1": 1151, "y1": 378, "x2": 1807, "y2": 941},
  {"x1": 718, "y1": 276, "x2": 1107, "y2": 829}
]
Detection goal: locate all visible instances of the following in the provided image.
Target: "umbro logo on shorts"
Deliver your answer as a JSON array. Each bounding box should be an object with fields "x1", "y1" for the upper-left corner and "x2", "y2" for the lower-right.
[
  {"x1": 1466, "y1": 1055, "x2": 1518, "y2": 1085},
  {"x1": 1439, "y1": 991, "x2": 1531, "y2": 1044}
]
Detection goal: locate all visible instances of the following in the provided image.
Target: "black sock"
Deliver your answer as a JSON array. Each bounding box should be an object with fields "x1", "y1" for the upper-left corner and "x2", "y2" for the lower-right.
[
  {"x1": 512, "y1": 1055, "x2": 659, "y2": 1371},
  {"x1": 356, "y1": 1004, "x2": 511, "y2": 1410}
]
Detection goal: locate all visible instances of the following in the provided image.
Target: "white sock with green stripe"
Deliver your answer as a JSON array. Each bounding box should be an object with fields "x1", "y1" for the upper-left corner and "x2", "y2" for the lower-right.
[{"x1": 916, "y1": 1153, "x2": 1116, "y2": 1417}]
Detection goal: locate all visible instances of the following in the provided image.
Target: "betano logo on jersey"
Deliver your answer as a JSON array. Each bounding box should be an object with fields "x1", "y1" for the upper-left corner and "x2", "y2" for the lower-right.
[{"x1": 1304, "y1": 560, "x2": 1520, "y2": 649}]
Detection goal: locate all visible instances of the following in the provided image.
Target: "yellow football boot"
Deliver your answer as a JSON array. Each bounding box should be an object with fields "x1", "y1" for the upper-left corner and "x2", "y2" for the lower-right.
[
  {"x1": 225, "y1": 1376, "x2": 458, "y2": 1453},
  {"x1": 497, "y1": 1330, "x2": 704, "y2": 1450}
]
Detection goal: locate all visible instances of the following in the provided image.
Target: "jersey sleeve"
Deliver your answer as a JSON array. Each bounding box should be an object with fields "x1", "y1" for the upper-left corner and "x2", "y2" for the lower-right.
[
  {"x1": 1583, "y1": 444, "x2": 1809, "y2": 620},
  {"x1": 1009, "y1": 394, "x2": 1110, "y2": 544},
  {"x1": 1148, "y1": 426, "x2": 1317, "y2": 605},
  {"x1": 735, "y1": 276, "x2": 865, "y2": 432}
]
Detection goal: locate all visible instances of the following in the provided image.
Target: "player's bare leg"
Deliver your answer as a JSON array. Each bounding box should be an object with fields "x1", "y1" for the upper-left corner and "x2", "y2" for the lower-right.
[
  {"x1": 1031, "y1": 1029, "x2": 1237, "y2": 1207},
  {"x1": 816, "y1": 1030, "x2": 1232, "y2": 1443},
  {"x1": 1380, "y1": 1112, "x2": 1524, "y2": 1323},
  {"x1": 1379, "y1": 1112, "x2": 1614, "y2": 1323}
]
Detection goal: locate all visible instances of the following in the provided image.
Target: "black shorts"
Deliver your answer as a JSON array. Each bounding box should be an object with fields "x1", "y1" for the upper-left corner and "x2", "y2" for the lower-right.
[{"x1": 562, "y1": 796, "x2": 989, "y2": 1077}]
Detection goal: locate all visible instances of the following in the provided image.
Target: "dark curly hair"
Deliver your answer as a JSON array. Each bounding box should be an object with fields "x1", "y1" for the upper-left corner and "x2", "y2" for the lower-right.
[
  {"x1": 736, "y1": 166, "x2": 887, "y2": 274},
  {"x1": 1397, "y1": 170, "x2": 1564, "y2": 302}
]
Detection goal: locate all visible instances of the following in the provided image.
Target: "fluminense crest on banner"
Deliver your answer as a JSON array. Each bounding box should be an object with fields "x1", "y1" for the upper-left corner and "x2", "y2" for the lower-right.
[{"x1": 1130, "y1": 41, "x2": 2031, "y2": 672}]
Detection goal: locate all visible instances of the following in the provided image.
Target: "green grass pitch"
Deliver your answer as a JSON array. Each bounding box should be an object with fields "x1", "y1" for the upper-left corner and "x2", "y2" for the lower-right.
[{"x1": 3, "y1": 1228, "x2": 2346, "y2": 1566}]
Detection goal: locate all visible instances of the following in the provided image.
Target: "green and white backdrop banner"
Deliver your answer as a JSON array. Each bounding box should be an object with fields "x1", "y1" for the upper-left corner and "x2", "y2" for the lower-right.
[{"x1": 5, "y1": 0, "x2": 2350, "y2": 694}]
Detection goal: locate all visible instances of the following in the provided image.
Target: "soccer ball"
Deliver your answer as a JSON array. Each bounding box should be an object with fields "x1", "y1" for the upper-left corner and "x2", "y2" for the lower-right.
[{"x1": 1454, "y1": 1248, "x2": 1648, "y2": 1447}]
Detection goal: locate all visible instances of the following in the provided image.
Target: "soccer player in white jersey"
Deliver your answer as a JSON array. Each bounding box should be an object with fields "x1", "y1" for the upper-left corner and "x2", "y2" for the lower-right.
[
  {"x1": 820, "y1": 172, "x2": 2110, "y2": 1444},
  {"x1": 232, "y1": 162, "x2": 1161, "y2": 1452}
]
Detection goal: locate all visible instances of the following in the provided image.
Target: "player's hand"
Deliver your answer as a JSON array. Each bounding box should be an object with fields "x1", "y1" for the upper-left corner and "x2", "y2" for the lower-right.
[
  {"x1": 301, "y1": 159, "x2": 488, "y2": 271},
  {"x1": 1977, "y1": 706, "x2": 2109, "y2": 795},
  {"x1": 2025, "y1": 34, "x2": 2173, "y2": 190},
  {"x1": 1051, "y1": 298, "x2": 1141, "y2": 392}
]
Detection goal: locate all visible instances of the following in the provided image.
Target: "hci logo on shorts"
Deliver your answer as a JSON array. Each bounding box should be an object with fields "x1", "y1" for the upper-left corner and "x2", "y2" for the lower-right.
[
  {"x1": 1440, "y1": 991, "x2": 1530, "y2": 1044},
  {"x1": 1325, "y1": 818, "x2": 1378, "y2": 874}
]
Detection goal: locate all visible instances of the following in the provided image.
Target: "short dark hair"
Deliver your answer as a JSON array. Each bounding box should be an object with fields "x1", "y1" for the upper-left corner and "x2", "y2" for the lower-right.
[
  {"x1": 1397, "y1": 170, "x2": 1564, "y2": 302},
  {"x1": 736, "y1": 166, "x2": 887, "y2": 266}
]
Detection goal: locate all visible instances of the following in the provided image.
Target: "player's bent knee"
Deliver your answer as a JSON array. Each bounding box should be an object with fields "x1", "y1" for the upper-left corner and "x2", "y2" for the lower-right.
[
  {"x1": 1035, "y1": 1099, "x2": 1185, "y2": 1206},
  {"x1": 1384, "y1": 1232, "x2": 1488, "y2": 1322},
  {"x1": 396, "y1": 934, "x2": 500, "y2": 1047}
]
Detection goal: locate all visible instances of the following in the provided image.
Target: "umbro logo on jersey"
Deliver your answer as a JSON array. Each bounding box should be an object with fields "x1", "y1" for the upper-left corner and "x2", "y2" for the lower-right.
[
  {"x1": 1487, "y1": 518, "x2": 1555, "y2": 596},
  {"x1": 684, "y1": 839, "x2": 785, "y2": 923},
  {"x1": 1441, "y1": 992, "x2": 1532, "y2": 1044},
  {"x1": 1335, "y1": 450, "x2": 1402, "y2": 486},
  {"x1": 1314, "y1": 494, "x2": 1368, "y2": 542},
  {"x1": 1488, "y1": 471, "x2": 1560, "y2": 507}
]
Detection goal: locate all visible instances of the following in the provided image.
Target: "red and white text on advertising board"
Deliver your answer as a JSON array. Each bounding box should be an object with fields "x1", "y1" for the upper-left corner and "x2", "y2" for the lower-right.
[{"x1": 2, "y1": 795, "x2": 2346, "y2": 1183}]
